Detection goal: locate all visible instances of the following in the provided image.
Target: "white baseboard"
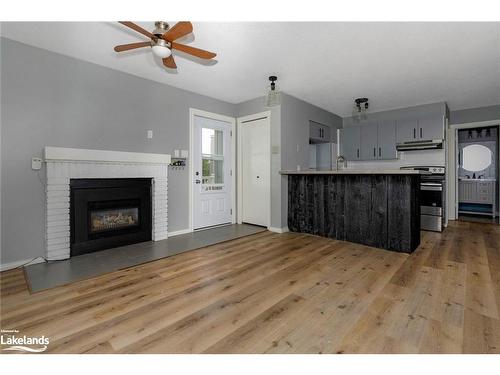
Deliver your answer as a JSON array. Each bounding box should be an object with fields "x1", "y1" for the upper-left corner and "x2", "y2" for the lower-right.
[
  {"x1": 0, "y1": 257, "x2": 46, "y2": 272},
  {"x1": 268, "y1": 226, "x2": 289, "y2": 234},
  {"x1": 167, "y1": 228, "x2": 192, "y2": 237}
]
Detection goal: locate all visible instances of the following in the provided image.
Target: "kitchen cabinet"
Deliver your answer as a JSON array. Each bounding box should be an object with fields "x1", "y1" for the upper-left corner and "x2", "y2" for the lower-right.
[
  {"x1": 309, "y1": 121, "x2": 330, "y2": 143},
  {"x1": 418, "y1": 115, "x2": 444, "y2": 140},
  {"x1": 339, "y1": 125, "x2": 361, "y2": 160},
  {"x1": 396, "y1": 118, "x2": 419, "y2": 143},
  {"x1": 377, "y1": 120, "x2": 397, "y2": 159},
  {"x1": 360, "y1": 122, "x2": 378, "y2": 160},
  {"x1": 396, "y1": 115, "x2": 444, "y2": 144},
  {"x1": 340, "y1": 121, "x2": 397, "y2": 161}
]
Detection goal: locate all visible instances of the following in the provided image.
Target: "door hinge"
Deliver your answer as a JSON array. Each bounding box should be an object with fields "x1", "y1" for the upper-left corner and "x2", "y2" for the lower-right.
[
  {"x1": 230, "y1": 169, "x2": 232, "y2": 176},
  {"x1": 230, "y1": 130, "x2": 232, "y2": 137},
  {"x1": 230, "y1": 208, "x2": 233, "y2": 215}
]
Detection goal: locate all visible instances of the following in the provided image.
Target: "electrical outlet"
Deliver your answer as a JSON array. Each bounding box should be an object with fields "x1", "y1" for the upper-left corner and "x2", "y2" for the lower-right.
[{"x1": 32, "y1": 157, "x2": 42, "y2": 170}]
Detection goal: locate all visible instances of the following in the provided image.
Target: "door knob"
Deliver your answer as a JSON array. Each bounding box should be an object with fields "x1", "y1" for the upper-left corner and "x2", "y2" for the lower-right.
[{"x1": 256, "y1": 176, "x2": 260, "y2": 179}]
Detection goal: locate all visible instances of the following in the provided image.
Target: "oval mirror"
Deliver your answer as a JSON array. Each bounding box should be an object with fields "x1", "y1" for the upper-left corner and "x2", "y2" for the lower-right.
[{"x1": 462, "y1": 144, "x2": 492, "y2": 172}]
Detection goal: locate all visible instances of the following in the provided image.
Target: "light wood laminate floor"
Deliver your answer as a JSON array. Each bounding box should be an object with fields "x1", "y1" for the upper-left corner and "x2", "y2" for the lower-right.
[{"x1": 1, "y1": 221, "x2": 499, "y2": 354}]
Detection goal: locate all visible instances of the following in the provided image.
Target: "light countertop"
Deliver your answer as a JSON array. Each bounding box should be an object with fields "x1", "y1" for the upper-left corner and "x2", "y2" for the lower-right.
[{"x1": 279, "y1": 169, "x2": 430, "y2": 175}]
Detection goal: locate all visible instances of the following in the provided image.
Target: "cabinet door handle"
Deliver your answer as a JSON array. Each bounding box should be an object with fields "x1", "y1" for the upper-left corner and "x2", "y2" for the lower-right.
[
  {"x1": 373, "y1": 147, "x2": 376, "y2": 157},
  {"x1": 379, "y1": 147, "x2": 381, "y2": 157},
  {"x1": 413, "y1": 128, "x2": 416, "y2": 138},
  {"x1": 357, "y1": 149, "x2": 360, "y2": 158},
  {"x1": 420, "y1": 128, "x2": 423, "y2": 138}
]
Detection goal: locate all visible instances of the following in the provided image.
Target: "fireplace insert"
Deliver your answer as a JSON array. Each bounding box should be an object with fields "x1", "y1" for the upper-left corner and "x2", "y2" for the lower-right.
[{"x1": 70, "y1": 178, "x2": 152, "y2": 257}]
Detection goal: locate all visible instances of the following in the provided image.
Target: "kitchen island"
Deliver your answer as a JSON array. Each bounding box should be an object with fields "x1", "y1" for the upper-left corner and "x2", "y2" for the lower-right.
[{"x1": 280, "y1": 169, "x2": 427, "y2": 253}]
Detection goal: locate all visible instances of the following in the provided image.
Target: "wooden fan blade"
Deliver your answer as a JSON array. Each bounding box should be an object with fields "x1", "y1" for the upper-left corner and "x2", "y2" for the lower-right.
[
  {"x1": 162, "y1": 21, "x2": 193, "y2": 42},
  {"x1": 118, "y1": 21, "x2": 155, "y2": 39},
  {"x1": 171, "y1": 42, "x2": 216, "y2": 59},
  {"x1": 114, "y1": 41, "x2": 151, "y2": 52},
  {"x1": 162, "y1": 55, "x2": 177, "y2": 69}
]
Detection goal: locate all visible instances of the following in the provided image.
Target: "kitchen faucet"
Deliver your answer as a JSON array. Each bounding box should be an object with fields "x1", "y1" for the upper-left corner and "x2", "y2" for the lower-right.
[{"x1": 336, "y1": 155, "x2": 347, "y2": 170}]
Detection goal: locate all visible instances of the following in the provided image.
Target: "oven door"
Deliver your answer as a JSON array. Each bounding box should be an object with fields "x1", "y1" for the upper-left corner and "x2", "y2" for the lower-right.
[
  {"x1": 420, "y1": 183, "x2": 443, "y2": 212},
  {"x1": 420, "y1": 182, "x2": 443, "y2": 231}
]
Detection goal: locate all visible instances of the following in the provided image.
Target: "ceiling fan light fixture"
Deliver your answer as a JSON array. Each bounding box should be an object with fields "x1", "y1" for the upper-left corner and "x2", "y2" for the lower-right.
[{"x1": 151, "y1": 39, "x2": 172, "y2": 58}]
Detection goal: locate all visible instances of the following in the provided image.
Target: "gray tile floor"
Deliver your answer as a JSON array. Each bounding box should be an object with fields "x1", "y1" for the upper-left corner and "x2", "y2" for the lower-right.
[{"x1": 24, "y1": 224, "x2": 267, "y2": 293}]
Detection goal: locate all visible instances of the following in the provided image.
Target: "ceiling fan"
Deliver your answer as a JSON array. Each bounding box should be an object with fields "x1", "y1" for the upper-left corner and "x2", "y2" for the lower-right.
[{"x1": 114, "y1": 21, "x2": 216, "y2": 69}]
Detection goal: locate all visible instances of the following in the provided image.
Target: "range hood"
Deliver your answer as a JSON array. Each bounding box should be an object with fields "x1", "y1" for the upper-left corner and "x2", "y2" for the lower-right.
[{"x1": 396, "y1": 139, "x2": 443, "y2": 151}]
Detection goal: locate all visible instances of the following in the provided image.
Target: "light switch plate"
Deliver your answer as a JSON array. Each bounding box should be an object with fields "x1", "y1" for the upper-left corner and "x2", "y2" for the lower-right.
[
  {"x1": 174, "y1": 150, "x2": 180, "y2": 158},
  {"x1": 147, "y1": 130, "x2": 153, "y2": 139},
  {"x1": 32, "y1": 157, "x2": 42, "y2": 170},
  {"x1": 181, "y1": 150, "x2": 188, "y2": 158},
  {"x1": 271, "y1": 145, "x2": 280, "y2": 154}
]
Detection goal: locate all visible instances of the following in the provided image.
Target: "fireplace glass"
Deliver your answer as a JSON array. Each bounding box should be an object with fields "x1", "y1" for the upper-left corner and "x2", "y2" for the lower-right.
[{"x1": 90, "y1": 206, "x2": 139, "y2": 234}]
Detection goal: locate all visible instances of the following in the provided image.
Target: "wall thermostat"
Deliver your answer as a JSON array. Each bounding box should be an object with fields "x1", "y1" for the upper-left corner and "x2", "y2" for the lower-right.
[{"x1": 32, "y1": 157, "x2": 42, "y2": 170}]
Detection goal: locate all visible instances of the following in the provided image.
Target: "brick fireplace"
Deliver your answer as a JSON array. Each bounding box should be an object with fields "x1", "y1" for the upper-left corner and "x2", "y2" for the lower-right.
[{"x1": 44, "y1": 147, "x2": 171, "y2": 260}]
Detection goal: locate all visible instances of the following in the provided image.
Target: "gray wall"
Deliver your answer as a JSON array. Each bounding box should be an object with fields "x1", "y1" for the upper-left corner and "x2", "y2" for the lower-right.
[
  {"x1": 1, "y1": 38, "x2": 235, "y2": 264},
  {"x1": 449, "y1": 104, "x2": 500, "y2": 125}
]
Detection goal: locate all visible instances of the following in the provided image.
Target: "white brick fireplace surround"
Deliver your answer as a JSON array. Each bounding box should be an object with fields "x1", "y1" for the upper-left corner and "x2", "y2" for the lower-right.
[{"x1": 44, "y1": 147, "x2": 171, "y2": 261}]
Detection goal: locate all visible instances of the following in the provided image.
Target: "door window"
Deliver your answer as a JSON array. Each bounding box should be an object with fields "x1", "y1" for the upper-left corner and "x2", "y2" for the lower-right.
[{"x1": 201, "y1": 128, "x2": 224, "y2": 187}]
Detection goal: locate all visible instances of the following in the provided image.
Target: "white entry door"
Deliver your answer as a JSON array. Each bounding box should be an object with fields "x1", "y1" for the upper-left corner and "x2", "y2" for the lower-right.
[
  {"x1": 193, "y1": 115, "x2": 233, "y2": 229},
  {"x1": 240, "y1": 116, "x2": 270, "y2": 227}
]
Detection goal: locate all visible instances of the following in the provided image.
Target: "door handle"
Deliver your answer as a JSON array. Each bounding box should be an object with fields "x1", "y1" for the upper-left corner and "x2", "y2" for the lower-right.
[
  {"x1": 357, "y1": 149, "x2": 359, "y2": 158},
  {"x1": 414, "y1": 128, "x2": 416, "y2": 138},
  {"x1": 379, "y1": 147, "x2": 381, "y2": 157},
  {"x1": 373, "y1": 147, "x2": 376, "y2": 157},
  {"x1": 420, "y1": 128, "x2": 423, "y2": 138},
  {"x1": 195, "y1": 179, "x2": 201, "y2": 184}
]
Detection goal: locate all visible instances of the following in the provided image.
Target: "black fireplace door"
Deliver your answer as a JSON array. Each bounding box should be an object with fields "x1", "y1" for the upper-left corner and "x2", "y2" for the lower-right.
[{"x1": 70, "y1": 178, "x2": 152, "y2": 256}]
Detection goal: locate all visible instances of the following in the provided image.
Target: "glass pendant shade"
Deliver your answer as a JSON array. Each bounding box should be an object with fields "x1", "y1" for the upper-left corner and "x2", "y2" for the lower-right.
[{"x1": 265, "y1": 89, "x2": 281, "y2": 107}]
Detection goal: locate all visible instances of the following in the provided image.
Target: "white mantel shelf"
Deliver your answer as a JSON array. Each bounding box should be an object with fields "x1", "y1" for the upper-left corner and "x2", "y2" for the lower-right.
[
  {"x1": 44, "y1": 146, "x2": 171, "y2": 164},
  {"x1": 44, "y1": 147, "x2": 171, "y2": 261}
]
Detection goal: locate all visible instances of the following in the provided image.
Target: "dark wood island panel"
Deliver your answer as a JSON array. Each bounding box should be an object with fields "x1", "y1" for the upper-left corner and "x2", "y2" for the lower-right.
[{"x1": 287, "y1": 174, "x2": 421, "y2": 253}]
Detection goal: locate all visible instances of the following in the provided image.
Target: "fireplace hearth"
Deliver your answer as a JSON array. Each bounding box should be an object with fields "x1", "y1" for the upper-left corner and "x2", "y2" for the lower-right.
[{"x1": 70, "y1": 178, "x2": 152, "y2": 257}]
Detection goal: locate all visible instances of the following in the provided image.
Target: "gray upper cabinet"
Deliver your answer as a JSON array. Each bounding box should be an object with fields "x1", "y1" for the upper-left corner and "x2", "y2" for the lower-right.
[
  {"x1": 360, "y1": 123, "x2": 378, "y2": 160},
  {"x1": 309, "y1": 121, "x2": 330, "y2": 143},
  {"x1": 418, "y1": 115, "x2": 444, "y2": 140},
  {"x1": 377, "y1": 120, "x2": 397, "y2": 159},
  {"x1": 339, "y1": 125, "x2": 361, "y2": 160},
  {"x1": 396, "y1": 115, "x2": 444, "y2": 143},
  {"x1": 396, "y1": 118, "x2": 418, "y2": 143},
  {"x1": 340, "y1": 121, "x2": 397, "y2": 161}
]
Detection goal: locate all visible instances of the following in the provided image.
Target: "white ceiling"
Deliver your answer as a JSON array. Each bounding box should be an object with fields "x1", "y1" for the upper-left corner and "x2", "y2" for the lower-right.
[{"x1": 2, "y1": 22, "x2": 499, "y2": 116}]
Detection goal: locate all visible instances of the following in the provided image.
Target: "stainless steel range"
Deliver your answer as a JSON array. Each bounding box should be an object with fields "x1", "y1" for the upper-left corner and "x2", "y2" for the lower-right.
[{"x1": 400, "y1": 166, "x2": 446, "y2": 232}]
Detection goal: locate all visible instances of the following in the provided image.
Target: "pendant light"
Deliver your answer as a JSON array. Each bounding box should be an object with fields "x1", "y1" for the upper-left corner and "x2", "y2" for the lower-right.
[
  {"x1": 265, "y1": 76, "x2": 281, "y2": 107},
  {"x1": 352, "y1": 97, "x2": 369, "y2": 122}
]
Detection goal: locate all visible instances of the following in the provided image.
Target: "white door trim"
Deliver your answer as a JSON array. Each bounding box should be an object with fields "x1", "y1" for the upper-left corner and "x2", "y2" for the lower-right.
[
  {"x1": 237, "y1": 111, "x2": 272, "y2": 228},
  {"x1": 189, "y1": 108, "x2": 236, "y2": 232},
  {"x1": 447, "y1": 119, "x2": 500, "y2": 220}
]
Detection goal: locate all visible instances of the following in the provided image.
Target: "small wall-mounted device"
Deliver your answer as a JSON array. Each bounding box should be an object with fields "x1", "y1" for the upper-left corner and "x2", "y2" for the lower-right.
[
  {"x1": 32, "y1": 157, "x2": 42, "y2": 170},
  {"x1": 147, "y1": 130, "x2": 153, "y2": 139},
  {"x1": 181, "y1": 150, "x2": 188, "y2": 158},
  {"x1": 174, "y1": 149, "x2": 180, "y2": 158}
]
